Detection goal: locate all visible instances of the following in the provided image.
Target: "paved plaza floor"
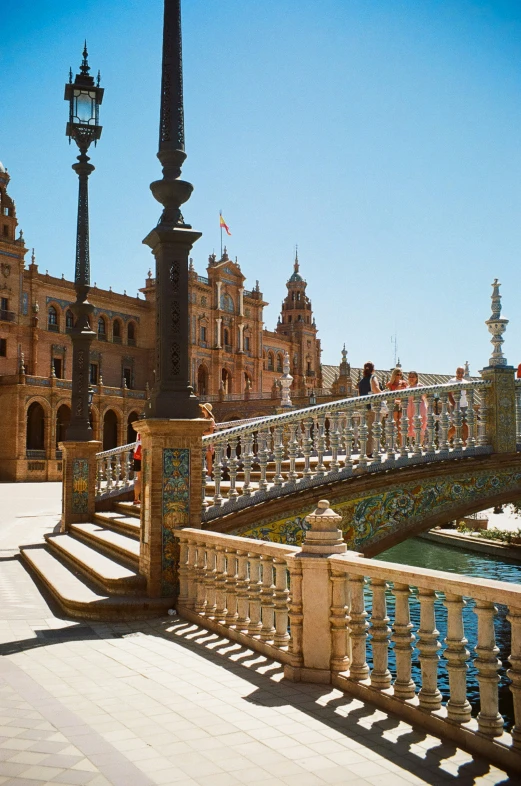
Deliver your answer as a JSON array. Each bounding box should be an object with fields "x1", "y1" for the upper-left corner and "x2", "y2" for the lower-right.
[{"x1": 0, "y1": 483, "x2": 516, "y2": 785}]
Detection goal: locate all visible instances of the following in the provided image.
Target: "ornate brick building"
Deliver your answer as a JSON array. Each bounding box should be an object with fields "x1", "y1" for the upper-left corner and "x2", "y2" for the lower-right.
[{"x1": 0, "y1": 163, "x2": 323, "y2": 480}]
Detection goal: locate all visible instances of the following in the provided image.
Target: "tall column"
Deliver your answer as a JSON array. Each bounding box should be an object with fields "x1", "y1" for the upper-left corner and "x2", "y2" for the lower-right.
[
  {"x1": 216, "y1": 280, "x2": 222, "y2": 309},
  {"x1": 238, "y1": 323, "x2": 244, "y2": 353},
  {"x1": 215, "y1": 317, "x2": 222, "y2": 348},
  {"x1": 239, "y1": 287, "x2": 244, "y2": 316}
]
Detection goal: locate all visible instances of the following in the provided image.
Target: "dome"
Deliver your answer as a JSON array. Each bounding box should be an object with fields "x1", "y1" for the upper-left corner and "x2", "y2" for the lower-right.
[{"x1": 288, "y1": 270, "x2": 303, "y2": 283}]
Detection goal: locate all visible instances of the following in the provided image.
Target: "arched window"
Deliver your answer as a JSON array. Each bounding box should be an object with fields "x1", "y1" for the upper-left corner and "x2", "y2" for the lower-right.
[
  {"x1": 48, "y1": 306, "x2": 59, "y2": 332},
  {"x1": 65, "y1": 310, "x2": 74, "y2": 331},
  {"x1": 113, "y1": 319, "x2": 122, "y2": 342},
  {"x1": 267, "y1": 352, "x2": 274, "y2": 371},
  {"x1": 220, "y1": 293, "x2": 234, "y2": 313},
  {"x1": 102, "y1": 409, "x2": 119, "y2": 451},
  {"x1": 128, "y1": 322, "x2": 136, "y2": 345},
  {"x1": 197, "y1": 365, "x2": 209, "y2": 396},
  {"x1": 221, "y1": 368, "x2": 232, "y2": 394},
  {"x1": 223, "y1": 328, "x2": 230, "y2": 350},
  {"x1": 276, "y1": 354, "x2": 283, "y2": 373},
  {"x1": 56, "y1": 404, "x2": 71, "y2": 447},
  {"x1": 127, "y1": 411, "x2": 139, "y2": 444},
  {"x1": 26, "y1": 402, "x2": 45, "y2": 451},
  {"x1": 97, "y1": 317, "x2": 106, "y2": 339}
]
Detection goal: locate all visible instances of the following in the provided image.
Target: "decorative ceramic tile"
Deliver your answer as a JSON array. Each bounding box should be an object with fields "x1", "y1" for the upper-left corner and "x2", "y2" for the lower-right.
[
  {"x1": 22, "y1": 291, "x2": 29, "y2": 315},
  {"x1": 237, "y1": 467, "x2": 521, "y2": 552},
  {"x1": 162, "y1": 448, "x2": 190, "y2": 595},
  {"x1": 71, "y1": 458, "x2": 89, "y2": 514}
]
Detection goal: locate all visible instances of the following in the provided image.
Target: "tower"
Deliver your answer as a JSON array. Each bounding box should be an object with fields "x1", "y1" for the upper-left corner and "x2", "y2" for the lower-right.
[{"x1": 276, "y1": 251, "x2": 321, "y2": 391}]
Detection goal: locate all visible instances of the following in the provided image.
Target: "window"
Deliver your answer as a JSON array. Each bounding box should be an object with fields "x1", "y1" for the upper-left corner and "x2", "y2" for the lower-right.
[
  {"x1": 267, "y1": 353, "x2": 274, "y2": 371},
  {"x1": 0, "y1": 338, "x2": 6, "y2": 357},
  {"x1": 2, "y1": 225, "x2": 8, "y2": 238},
  {"x1": 1, "y1": 297, "x2": 8, "y2": 311},
  {"x1": 89, "y1": 363, "x2": 98, "y2": 384},
  {"x1": 65, "y1": 310, "x2": 74, "y2": 332},
  {"x1": 200, "y1": 326, "x2": 207, "y2": 345},
  {"x1": 52, "y1": 358, "x2": 62, "y2": 379},
  {"x1": 123, "y1": 367, "x2": 132, "y2": 389},
  {"x1": 48, "y1": 306, "x2": 59, "y2": 332},
  {"x1": 201, "y1": 296, "x2": 207, "y2": 307},
  {"x1": 113, "y1": 320, "x2": 122, "y2": 342},
  {"x1": 128, "y1": 322, "x2": 136, "y2": 345},
  {"x1": 276, "y1": 354, "x2": 283, "y2": 373},
  {"x1": 97, "y1": 317, "x2": 106, "y2": 339},
  {"x1": 220, "y1": 293, "x2": 234, "y2": 313},
  {"x1": 244, "y1": 336, "x2": 250, "y2": 352},
  {"x1": 288, "y1": 315, "x2": 292, "y2": 323}
]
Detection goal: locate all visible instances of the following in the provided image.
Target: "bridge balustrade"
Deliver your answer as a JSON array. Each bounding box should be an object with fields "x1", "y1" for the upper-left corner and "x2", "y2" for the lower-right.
[
  {"x1": 95, "y1": 443, "x2": 135, "y2": 498},
  {"x1": 176, "y1": 524, "x2": 521, "y2": 773},
  {"x1": 202, "y1": 380, "x2": 492, "y2": 520},
  {"x1": 515, "y1": 378, "x2": 521, "y2": 448}
]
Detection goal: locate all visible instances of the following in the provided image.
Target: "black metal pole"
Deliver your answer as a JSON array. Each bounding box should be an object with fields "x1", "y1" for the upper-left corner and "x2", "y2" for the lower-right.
[
  {"x1": 143, "y1": 0, "x2": 201, "y2": 419},
  {"x1": 67, "y1": 146, "x2": 96, "y2": 440}
]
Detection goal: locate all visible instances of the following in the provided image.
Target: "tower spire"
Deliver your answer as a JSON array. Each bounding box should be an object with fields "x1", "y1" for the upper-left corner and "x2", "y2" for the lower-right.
[
  {"x1": 80, "y1": 40, "x2": 90, "y2": 75},
  {"x1": 294, "y1": 244, "x2": 299, "y2": 273}
]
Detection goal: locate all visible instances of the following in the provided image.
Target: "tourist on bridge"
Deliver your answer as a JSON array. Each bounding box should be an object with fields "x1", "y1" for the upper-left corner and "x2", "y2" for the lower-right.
[
  {"x1": 386, "y1": 367, "x2": 407, "y2": 442},
  {"x1": 133, "y1": 431, "x2": 142, "y2": 505},
  {"x1": 357, "y1": 361, "x2": 381, "y2": 457},
  {"x1": 406, "y1": 371, "x2": 427, "y2": 443},
  {"x1": 448, "y1": 366, "x2": 469, "y2": 445}
]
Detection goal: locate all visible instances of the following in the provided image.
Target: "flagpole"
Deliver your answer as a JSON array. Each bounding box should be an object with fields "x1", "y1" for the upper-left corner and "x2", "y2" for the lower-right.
[{"x1": 219, "y1": 210, "x2": 223, "y2": 258}]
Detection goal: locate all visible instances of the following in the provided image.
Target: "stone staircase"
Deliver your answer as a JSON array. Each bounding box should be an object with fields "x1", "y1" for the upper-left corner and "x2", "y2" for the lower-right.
[{"x1": 20, "y1": 502, "x2": 174, "y2": 621}]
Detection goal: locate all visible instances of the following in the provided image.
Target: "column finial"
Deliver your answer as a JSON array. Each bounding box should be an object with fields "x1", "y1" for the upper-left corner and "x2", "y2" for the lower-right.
[{"x1": 486, "y1": 278, "x2": 509, "y2": 367}]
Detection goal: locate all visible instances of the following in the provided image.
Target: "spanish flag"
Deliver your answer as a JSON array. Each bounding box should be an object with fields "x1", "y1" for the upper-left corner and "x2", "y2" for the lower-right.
[{"x1": 219, "y1": 213, "x2": 231, "y2": 236}]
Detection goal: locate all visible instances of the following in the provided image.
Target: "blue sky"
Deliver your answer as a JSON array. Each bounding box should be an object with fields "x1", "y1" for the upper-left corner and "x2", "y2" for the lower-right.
[{"x1": 2, "y1": 0, "x2": 520, "y2": 374}]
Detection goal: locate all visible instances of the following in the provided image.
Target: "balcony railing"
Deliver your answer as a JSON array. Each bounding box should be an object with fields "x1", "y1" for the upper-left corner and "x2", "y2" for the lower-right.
[
  {"x1": 224, "y1": 344, "x2": 232, "y2": 353},
  {"x1": 197, "y1": 275, "x2": 209, "y2": 285},
  {"x1": 0, "y1": 309, "x2": 16, "y2": 322},
  {"x1": 26, "y1": 449, "x2": 45, "y2": 459},
  {"x1": 97, "y1": 333, "x2": 107, "y2": 341},
  {"x1": 47, "y1": 323, "x2": 60, "y2": 332},
  {"x1": 112, "y1": 335, "x2": 122, "y2": 344}
]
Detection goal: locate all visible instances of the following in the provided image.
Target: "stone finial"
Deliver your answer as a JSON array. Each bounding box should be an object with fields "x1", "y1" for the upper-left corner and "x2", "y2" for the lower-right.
[
  {"x1": 464, "y1": 360, "x2": 470, "y2": 378},
  {"x1": 486, "y1": 278, "x2": 509, "y2": 367},
  {"x1": 279, "y1": 350, "x2": 293, "y2": 409},
  {"x1": 19, "y1": 352, "x2": 26, "y2": 375},
  {"x1": 302, "y1": 500, "x2": 347, "y2": 555}
]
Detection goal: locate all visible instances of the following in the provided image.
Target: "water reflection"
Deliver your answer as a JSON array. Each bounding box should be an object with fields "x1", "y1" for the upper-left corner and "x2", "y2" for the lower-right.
[{"x1": 373, "y1": 537, "x2": 521, "y2": 729}]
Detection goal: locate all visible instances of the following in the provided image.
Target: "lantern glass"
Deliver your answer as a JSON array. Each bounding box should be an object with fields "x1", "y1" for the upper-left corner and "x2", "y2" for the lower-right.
[{"x1": 73, "y1": 89, "x2": 96, "y2": 125}]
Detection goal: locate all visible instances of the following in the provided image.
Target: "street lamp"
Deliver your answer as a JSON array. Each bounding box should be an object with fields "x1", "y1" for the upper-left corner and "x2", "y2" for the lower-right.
[
  {"x1": 64, "y1": 43, "x2": 104, "y2": 441},
  {"x1": 88, "y1": 386, "x2": 95, "y2": 408}
]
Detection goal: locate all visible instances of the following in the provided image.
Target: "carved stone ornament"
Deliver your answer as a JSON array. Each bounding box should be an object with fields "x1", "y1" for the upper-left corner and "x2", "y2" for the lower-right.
[{"x1": 1, "y1": 263, "x2": 11, "y2": 277}]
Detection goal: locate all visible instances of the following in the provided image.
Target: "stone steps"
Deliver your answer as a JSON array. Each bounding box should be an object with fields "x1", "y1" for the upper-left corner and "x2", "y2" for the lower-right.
[
  {"x1": 113, "y1": 501, "x2": 141, "y2": 520},
  {"x1": 70, "y1": 522, "x2": 140, "y2": 567},
  {"x1": 20, "y1": 545, "x2": 173, "y2": 621},
  {"x1": 94, "y1": 510, "x2": 141, "y2": 540}
]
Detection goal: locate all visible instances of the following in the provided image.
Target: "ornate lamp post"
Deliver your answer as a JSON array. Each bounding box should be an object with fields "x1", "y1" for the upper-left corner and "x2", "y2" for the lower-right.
[
  {"x1": 64, "y1": 44, "x2": 104, "y2": 440},
  {"x1": 143, "y1": 0, "x2": 201, "y2": 419}
]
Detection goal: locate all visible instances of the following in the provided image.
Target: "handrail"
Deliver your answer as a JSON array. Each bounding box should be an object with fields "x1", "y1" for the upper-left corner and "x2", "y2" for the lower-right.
[
  {"x1": 96, "y1": 441, "x2": 135, "y2": 459},
  {"x1": 203, "y1": 380, "x2": 490, "y2": 445}
]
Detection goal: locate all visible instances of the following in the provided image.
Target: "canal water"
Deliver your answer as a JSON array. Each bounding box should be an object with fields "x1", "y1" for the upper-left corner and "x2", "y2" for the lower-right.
[{"x1": 373, "y1": 537, "x2": 521, "y2": 730}]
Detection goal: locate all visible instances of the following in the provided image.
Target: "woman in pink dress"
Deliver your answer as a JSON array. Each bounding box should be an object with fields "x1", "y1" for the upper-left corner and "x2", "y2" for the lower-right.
[{"x1": 406, "y1": 371, "x2": 427, "y2": 443}]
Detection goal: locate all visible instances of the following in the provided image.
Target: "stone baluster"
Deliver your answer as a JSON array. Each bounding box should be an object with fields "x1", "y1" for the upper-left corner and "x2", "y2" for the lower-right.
[
  {"x1": 478, "y1": 391, "x2": 489, "y2": 446},
  {"x1": 105, "y1": 456, "x2": 113, "y2": 490},
  {"x1": 214, "y1": 545, "x2": 228, "y2": 624},
  {"x1": 516, "y1": 386, "x2": 521, "y2": 445},
  {"x1": 386, "y1": 405, "x2": 396, "y2": 463},
  {"x1": 203, "y1": 545, "x2": 217, "y2": 617},
  {"x1": 342, "y1": 411, "x2": 354, "y2": 470},
  {"x1": 235, "y1": 550, "x2": 250, "y2": 633},
  {"x1": 466, "y1": 388, "x2": 476, "y2": 449},
  {"x1": 348, "y1": 575, "x2": 369, "y2": 681},
  {"x1": 507, "y1": 607, "x2": 521, "y2": 748},
  {"x1": 127, "y1": 448, "x2": 133, "y2": 486},
  {"x1": 452, "y1": 389, "x2": 463, "y2": 451},
  {"x1": 286, "y1": 558, "x2": 303, "y2": 671},
  {"x1": 370, "y1": 578, "x2": 392, "y2": 689},
  {"x1": 194, "y1": 544, "x2": 207, "y2": 614},
  {"x1": 413, "y1": 393, "x2": 422, "y2": 455},
  {"x1": 177, "y1": 538, "x2": 190, "y2": 609},
  {"x1": 330, "y1": 569, "x2": 349, "y2": 672},
  {"x1": 399, "y1": 396, "x2": 409, "y2": 457},
  {"x1": 201, "y1": 457, "x2": 208, "y2": 511},
  {"x1": 392, "y1": 583, "x2": 416, "y2": 699},
  {"x1": 439, "y1": 392, "x2": 450, "y2": 451},
  {"x1": 224, "y1": 550, "x2": 238, "y2": 625},
  {"x1": 475, "y1": 600, "x2": 503, "y2": 736},
  {"x1": 96, "y1": 457, "x2": 102, "y2": 495},
  {"x1": 302, "y1": 417, "x2": 313, "y2": 477},
  {"x1": 114, "y1": 452, "x2": 121, "y2": 488},
  {"x1": 417, "y1": 588, "x2": 442, "y2": 710},
  {"x1": 315, "y1": 413, "x2": 326, "y2": 476},
  {"x1": 443, "y1": 593, "x2": 472, "y2": 723},
  {"x1": 358, "y1": 408, "x2": 368, "y2": 469},
  {"x1": 424, "y1": 394, "x2": 435, "y2": 454},
  {"x1": 273, "y1": 559, "x2": 290, "y2": 647},
  {"x1": 121, "y1": 450, "x2": 128, "y2": 487},
  {"x1": 212, "y1": 444, "x2": 224, "y2": 505},
  {"x1": 352, "y1": 410, "x2": 360, "y2": 455},
  {"x1": 247, "y1": 553, "x2": 263, "y2": 636},
  {"x1": 186, "y1": 542, "x2": 197, "y2": 610},
  {"x1": 258, "y1": 429, "x2": 269, "y2": 491},
  {"x1": 242, "y1": 434, "x2": 253, "y2": 496},
  {"x1": 287, "y1": 423, "x2": 299, "y2": 481},
  {"x1": 260, "y1": 555, "x2": 276, "y2": 642},
  {"x1": 372, "y1": 407, "x2": 383, "y2": 464},
  {"x1": 329, "y1": 412, "x2": 340, "y2": 471},
  {"x1": 273, "y1": 426, "x2": 284, "y2": 487},
  {"x1": 227, "y1": 437, "x2": 239, "y2": 498}
]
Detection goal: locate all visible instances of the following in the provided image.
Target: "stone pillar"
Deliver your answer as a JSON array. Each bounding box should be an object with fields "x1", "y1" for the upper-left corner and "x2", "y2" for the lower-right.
[
  {"x1": 216, "y1": 281, "x2": 222, "y2": 308},
  {"x1": 284, "y1": 499, "x2": 349, "y2": 684},
  {"x1": 136, "y1": 417, "x2": 208, "y2": 599},
  {"x1": 239, "y1": 287, "x2": 244, "y2": 316},
  {"x1": 238, "y1": 323, "x2": 244, "y2": 353},
  {"x1": 480, "y1": 366, "x2": 516, "y2": 453},
  {"x1": 215, "y1": 317, "x2": 222, "y2": 349},
  {"x1": 60, "y1": 440, "x2": 101, "y2": 531}
]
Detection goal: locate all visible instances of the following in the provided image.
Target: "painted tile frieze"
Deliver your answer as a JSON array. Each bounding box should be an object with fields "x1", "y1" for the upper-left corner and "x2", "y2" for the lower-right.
[
  {"x1": 71, "y1": 458, "x2": 89, "y2": 514},
  {"x1": 162, "y1": 448, "x2": 190, "y2": 595}
]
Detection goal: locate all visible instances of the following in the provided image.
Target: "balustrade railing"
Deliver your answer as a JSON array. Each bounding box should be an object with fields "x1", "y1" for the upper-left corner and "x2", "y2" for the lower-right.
[
  {"x1": 202, "y1": 380, "x2": 491, "y2": 518},
  {"x1": 176, "y1": 526, "x2": 521, "y2": 771},
  {"x1": 95, "y1": 442, "x2": 135, "y2": 499},
  {"x1": 177, "y1": 528, "x2": 299, "y2": 662},
  {"x1": 515, "y1": 379, "x2": 521, "y2": 448}
]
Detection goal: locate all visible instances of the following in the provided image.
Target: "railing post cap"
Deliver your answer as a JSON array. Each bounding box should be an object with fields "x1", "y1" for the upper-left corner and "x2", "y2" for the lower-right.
[
  {"x1": 305, "y1": 499, "x2": 342, "y2": 525},
  {"x1": 302, "y1": 499, "x2": 346, "y2": 555}
]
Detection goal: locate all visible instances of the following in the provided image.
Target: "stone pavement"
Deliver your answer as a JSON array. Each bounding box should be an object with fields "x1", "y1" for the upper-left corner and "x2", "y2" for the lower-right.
[{"x1": 0, "y1": 484, "x2": 516, "y2": 786}]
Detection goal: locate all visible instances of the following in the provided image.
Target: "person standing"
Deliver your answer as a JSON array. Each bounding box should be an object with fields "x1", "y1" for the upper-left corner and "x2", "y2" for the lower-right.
[
  {"x1": 406, "y1": 371, "x2": 427, "y2": 443},
  {"x1": 386, "y1": 367, "x2": 407, "y2": 443},
  {"x1": 133, "y1": 432, "x2": 142, "y2": 505},
  {"x1": 357, "y1": 361, "x2": 381, "y2": 457}
]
